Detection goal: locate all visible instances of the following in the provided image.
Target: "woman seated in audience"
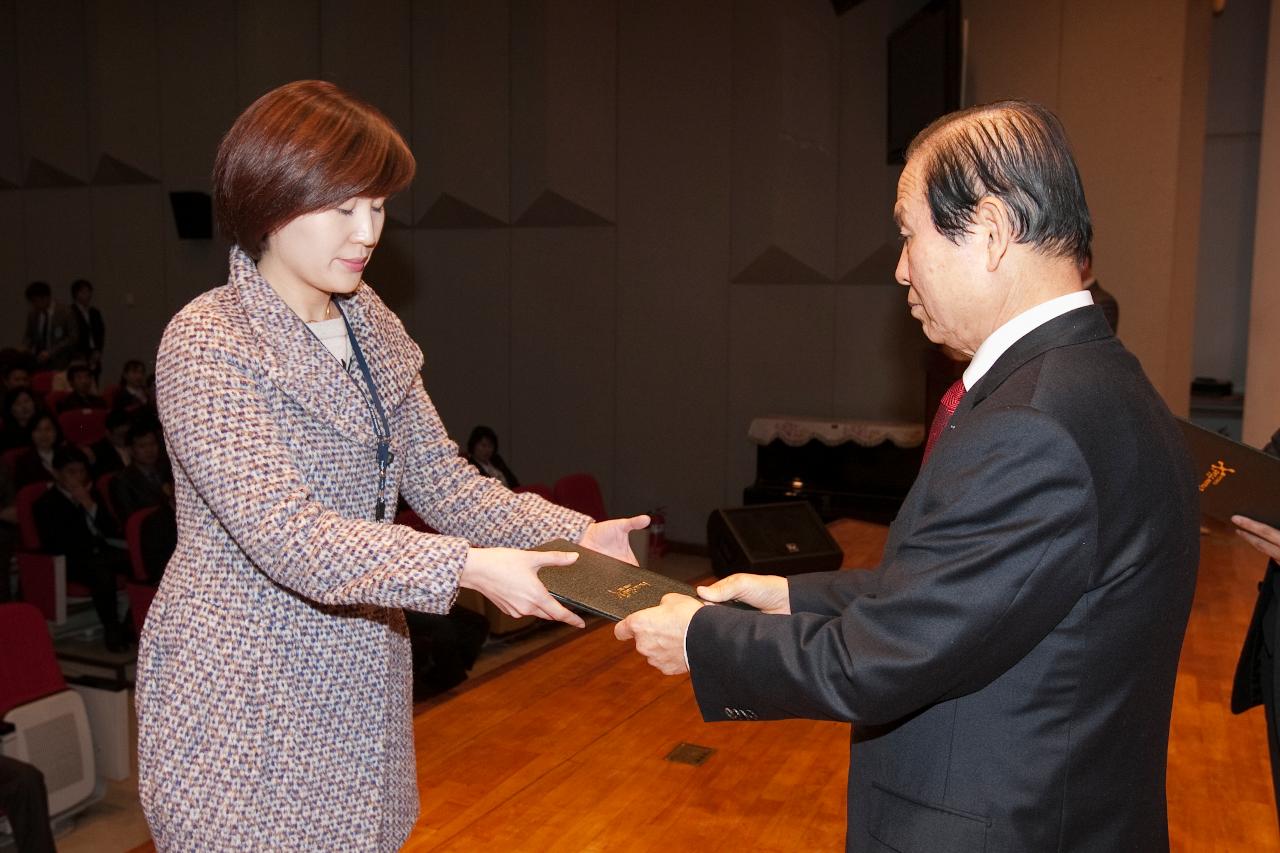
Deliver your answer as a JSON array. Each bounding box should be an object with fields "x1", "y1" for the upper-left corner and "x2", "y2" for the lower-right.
[
  {"x1": 465, "y1": 425, "x2": 520, "y2": 489},
  {"x1": 0, "y1": 388, "x2": 43, "y2": 452},
  {"x1": 111, "y1": 359, "x2": 152, "y2": 414},
  {"x1": 11, "y1": 412, "x2": 64, "y2": 487},
  {"x1": 91, "y1": 408, "x2": 133, "y2": 478}
]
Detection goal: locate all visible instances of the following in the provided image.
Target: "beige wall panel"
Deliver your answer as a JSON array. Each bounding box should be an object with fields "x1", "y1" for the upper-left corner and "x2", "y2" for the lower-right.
[
  {"x1": 726, "y1": 286, "x2": 837, "y2": 506},
  {"x1": 87, "y1": 0, "x2": 162, "y2": 180},
  {"x1": 962, "y1": 0, "x2": 1063, "y2": 109},
  {"x1": 321, "y1": 0, "x2": 414, "y2": 226},
  {"x1": 510, "y1": 0, "x2": 616, "y2": 223},
  {"x1": 90, "y1": 185, "x2": 169, "y2": 381},
  {"x1": 411, "y1": 230, "x2": 511, "y2": 453},
  {"x1": 236, "y1": 0, "x2": 321, "y2": 106},
  {"x1": 18, "y1": 1, "x2": 90, "y2": 182},
  {"x1": 833, "y1": 285, "x2": 927, "y2": 423},
  {"x1": 22, "y1": 189, "x2": 94, "y2": 289},
  {"x1": 1058, "y1": 0, "x2": 1206, "y2": 409},
  {"x1": 509, "y1": 228, "x2": 615, "y2": 503},
  {"x1": 1193, "y1": 134, "x2": 1260, "y2": 387},
  {"x1": 159, "y1": 2, "x2": 238, "y2": 190},
  {"x1": 0, "y1": 1, "x2": 23, "y2": 184},
  {"x1": 731, "y1": 0, "x2": 839, "y2": 282},
  {"x1": 1242, "y1": 0, "x2": 1280, "y2": 446},
  {"x1": 412, "y1": 0, "x2": 509, "y2": 225},
  {"x1": 615, "y1": 0, "x2": 733, "y2": 540}
]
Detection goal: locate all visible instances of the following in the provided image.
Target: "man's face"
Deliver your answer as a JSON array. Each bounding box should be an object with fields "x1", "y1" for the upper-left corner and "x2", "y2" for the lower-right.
[
  {"x1": 4, "y1": 368, "x2": 29, "y2": 391},
  {"x1": 74, "y1": 287, "x2": 93, "y2": 307},
  {"x1": 29, "y1": 294, "x2": 50, "y2": 312},
  {"x1": 893, "y1": 160, "x2": 997, "y2": 356},
  {"x1": 132, "y1": 432, "x2": 161, "y2": 468},
  {"x1": 71, "y1": 370, "x2": 94, "y2": 395},
  {"x1": 56, "y1": 461, "x2": 90, "y2": 492}
]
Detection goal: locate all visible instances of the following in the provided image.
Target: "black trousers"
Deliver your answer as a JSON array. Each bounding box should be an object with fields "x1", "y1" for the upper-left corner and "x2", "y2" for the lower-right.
[
  {"x1": 66, "y1": 548, "x2": 128, "y2": 643},
  {"x1": 0, "y1": 755, "x2": 56, "y2": 853}
]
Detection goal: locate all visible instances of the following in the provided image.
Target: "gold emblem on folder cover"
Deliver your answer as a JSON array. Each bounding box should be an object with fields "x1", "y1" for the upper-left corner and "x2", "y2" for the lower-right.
[
  {"x1": 609, "y1": 581, "x2": 651, "y2": 600},
  {"x1": 1199, "y1": 459, "x2": 1236, "y2": 493}
]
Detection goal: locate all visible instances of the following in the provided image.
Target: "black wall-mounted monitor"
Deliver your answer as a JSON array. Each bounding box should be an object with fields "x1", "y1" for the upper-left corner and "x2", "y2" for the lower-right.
[{"x1": 887, "y1": 0, "x2": 963, "y2": 164}]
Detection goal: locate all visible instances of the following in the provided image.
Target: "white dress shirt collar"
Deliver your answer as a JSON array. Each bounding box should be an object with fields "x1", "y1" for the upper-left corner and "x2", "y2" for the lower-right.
[{"x1": 962, "y1": 289, "x2": 1095, "y2": 391}]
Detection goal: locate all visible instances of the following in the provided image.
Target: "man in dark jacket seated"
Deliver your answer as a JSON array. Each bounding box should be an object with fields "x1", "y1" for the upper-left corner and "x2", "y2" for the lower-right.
[
  {"x1": 109, "y1": 418, "x2": 175, "y2": 582},
  {"x1": 34, "y1": 446, "x2": 130, "y2": 651},
  {"x1": 54, "y1": 364, "x2": 107, "y2": 413}
]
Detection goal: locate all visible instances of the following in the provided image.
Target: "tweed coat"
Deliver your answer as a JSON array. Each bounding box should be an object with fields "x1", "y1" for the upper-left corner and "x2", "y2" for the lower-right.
[{"x1": 136, "y1": 247, "x2": 591, "y2": 852}]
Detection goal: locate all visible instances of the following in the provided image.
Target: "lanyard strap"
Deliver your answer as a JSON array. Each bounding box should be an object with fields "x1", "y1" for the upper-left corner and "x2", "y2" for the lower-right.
[{"x1": 335, "y1": 303, "x2": 393, "y2": 519}]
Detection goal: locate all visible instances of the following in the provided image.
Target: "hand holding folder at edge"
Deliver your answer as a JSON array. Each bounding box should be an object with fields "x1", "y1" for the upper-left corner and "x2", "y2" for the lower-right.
[
  {"x1": 1234, "y1": 515, "x2": 1280, "y2": 563},
  {"x1": 615, "y1": 573, "x2": 792, "y2": 676}
]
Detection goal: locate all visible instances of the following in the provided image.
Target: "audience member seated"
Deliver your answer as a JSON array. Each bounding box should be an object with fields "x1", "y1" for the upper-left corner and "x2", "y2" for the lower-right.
[
  {"x1": 465, "y1": 425, "x2": 519, "y2": 489},
  {"x1": 110, "y1": 419, "x2": 175, "y2": 582},
  {"x1": 22, "y1": 280, "x2": 76, "y2": 370},
  {"x1": 11, "y1": 413, "x2": 63, "y2": 488},
  {"x1": 1, "y1": 388, "x2": 44, "y2": 453},
  {"x1": 90, "y1": 408, "x2": 133, "y2": 478},
  {"x1": 35, "y1": 447, "x2": 131, "y2": 651},
  {"x1": 55, "y1": 364, "x2": 106, "y2": 413},
  {"x1": 70, "y1": 277, "x2": 105, "y2": 379},
  {"x1": 2, "y1": 363, "x2": 30, "y2": 393},
  {"x1": 0, "y1": 755, "x2": 57, "y2": 853},
  {"x1": 110, "y1": 359, "x2": 152, "y2": 414},
  {"x1": 0, "y1": 458, "x2": 15, "y2": 602}
]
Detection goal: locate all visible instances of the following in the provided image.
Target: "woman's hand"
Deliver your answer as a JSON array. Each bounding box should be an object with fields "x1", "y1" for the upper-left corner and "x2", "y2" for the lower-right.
[
  {"x1": 460, "y1": 547, "x2": 586, "y2": 628},
  {"x1": 696, "y1": 573, "x2": 791, "y2": 614},
  {"x1": 579, "y1": 515, "x2": 650, "y2": 566},
  {"x1": 1233, "y1": 515, "x2": 1280, "y2": 563}
]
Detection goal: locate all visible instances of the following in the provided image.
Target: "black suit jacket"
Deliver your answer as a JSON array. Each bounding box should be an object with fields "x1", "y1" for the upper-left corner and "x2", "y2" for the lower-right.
[
  {"x1": 687, "y1": 307, "x2": 1200, "y2": 852},
  {"x1": 33, "y1": 485, "x2": 122, "y2": 573},
  {"x1": 71, "y1": 304, "x2": 105, "y2": 355}
]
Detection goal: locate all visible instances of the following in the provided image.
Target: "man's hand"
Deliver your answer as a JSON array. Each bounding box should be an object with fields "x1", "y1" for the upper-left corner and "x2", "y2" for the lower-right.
[
  {"x1": 696, "y1": 573, "x2": 791, "y2": 614},
  {"x1": 615, "y1": 593, "x2": 703, "y2": 675},
  {"x1": 580, "y1": 515, "x2": 649, "y2": 566},
  {"x1": 1233, "y1": 515, "x2": 1280, "y2": 563}
]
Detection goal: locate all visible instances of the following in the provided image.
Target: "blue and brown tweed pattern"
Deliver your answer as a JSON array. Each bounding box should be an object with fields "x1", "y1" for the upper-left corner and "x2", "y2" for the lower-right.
[{"x1": 136, "y1": 247, "x2": 591, "y2": 851}]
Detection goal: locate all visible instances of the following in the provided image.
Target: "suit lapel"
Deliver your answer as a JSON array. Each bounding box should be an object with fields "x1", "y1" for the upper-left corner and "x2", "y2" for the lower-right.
[{"x1": 960, "y1": 305, "x2": 1114, "y2": 418}]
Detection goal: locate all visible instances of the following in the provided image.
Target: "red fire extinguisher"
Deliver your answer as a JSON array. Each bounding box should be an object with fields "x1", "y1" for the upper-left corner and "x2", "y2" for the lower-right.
[{"x1": 648, "y1": 506, "x2": 667, "y2": 558}]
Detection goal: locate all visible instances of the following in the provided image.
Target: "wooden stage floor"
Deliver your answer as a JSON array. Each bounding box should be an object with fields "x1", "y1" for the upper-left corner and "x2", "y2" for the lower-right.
[
  {"x1": 128, "y1": 518, "x2": 1279, "y2": 851},
  {"x1": 403, "y1": 518, "x2": 1280, "y2": 852}
]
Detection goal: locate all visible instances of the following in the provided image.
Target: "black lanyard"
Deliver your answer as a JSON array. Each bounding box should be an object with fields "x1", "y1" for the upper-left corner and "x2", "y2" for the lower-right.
[{"x1": 334, "y1": 303, "x2": 393, "y2": 520}]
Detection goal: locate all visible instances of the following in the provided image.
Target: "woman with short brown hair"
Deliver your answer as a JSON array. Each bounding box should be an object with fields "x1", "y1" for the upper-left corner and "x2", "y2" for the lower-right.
[{"x1": 136, "y1": 80, "x2": 645, "y2": 851}]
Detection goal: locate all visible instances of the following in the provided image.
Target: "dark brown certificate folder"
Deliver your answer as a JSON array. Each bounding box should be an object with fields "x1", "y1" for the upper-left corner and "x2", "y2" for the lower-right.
[
  {"x1": 531, "y1": 539, "x2": 722, "y2": 622},
  {"x1": 1178, "y1": 418, "x2": 1280, "y2": 528}
]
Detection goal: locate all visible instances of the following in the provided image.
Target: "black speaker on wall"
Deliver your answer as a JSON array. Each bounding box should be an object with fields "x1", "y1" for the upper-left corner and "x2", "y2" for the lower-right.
[
  {"x1": 169, "y1": 191, "x2": 214, "y2": 239},
  {"x1": 707, "y1": 502, "x2": 843, "y2": 578}
]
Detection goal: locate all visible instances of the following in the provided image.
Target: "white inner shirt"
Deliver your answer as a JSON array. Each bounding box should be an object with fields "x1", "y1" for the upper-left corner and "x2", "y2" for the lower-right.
[
  {"x1": 308, "y1": 317, "x2": 352, "y2": 369},
  {"x1": 961, "y1": 289, "x2": 1095, "y2": 391}
]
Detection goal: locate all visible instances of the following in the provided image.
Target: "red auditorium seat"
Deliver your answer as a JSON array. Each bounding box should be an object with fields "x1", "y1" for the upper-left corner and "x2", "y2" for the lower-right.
[
  {"x1": 515, "y1": 483, "x2": 553, "y2": 501},
  {"x1": 59, "y1": 408, "x2": 108, "y2": 446},
  {"x1": 124, "y1": 507, "x2": 161, "y2": 635},
  {"x1": 28, "y1": 371, "x2": 55, "y2": 396},
  {"x1": 551, "y1": 473, "x2": 607, "y2": 522}
]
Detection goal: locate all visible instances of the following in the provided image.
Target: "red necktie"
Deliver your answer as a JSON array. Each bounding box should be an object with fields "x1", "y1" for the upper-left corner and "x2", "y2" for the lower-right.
[{"x1": 923, "y1": 379, "x2": 965, "y2": 464}]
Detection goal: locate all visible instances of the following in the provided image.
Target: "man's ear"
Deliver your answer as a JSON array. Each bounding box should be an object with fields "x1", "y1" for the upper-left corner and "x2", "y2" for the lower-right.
[{"x1": 975, "y1": 196, "x2": 1013, "y2": 272}]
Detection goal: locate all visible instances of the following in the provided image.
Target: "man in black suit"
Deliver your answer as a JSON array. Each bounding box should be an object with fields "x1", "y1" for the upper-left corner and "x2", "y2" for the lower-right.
[
  {"x1": 34, "y1": 446, "x2": 130, "y2": 651},
  {"x1": 1231, "y1": 427, "x2": 1280, "y2": 826},
  {"x1": 21, "y1": 281, "x2": 75, "y2": 369},
  {"x1": 55, "y1": 364, "x2": 107, "y2": 413},
  {"x1": 617, "y1": 101, "x2": 1199, "y2": 851},
  {"x1": 69, "y1": 278, "x2": 105, "y2": 378}
]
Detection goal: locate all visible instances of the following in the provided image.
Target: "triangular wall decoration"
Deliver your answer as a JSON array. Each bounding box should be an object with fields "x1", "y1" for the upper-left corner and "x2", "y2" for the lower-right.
[
  {"x1": 838, "y1": 238, "x2": 903, "y2": 287},
  {"x1": 91, "y1": 154, "x2": 160, "y2": 186},
  {"x1": 731, "y1": 245, "x2": 832, "y2": 284},
  {"x1": 24, "y1": 159, "x2": 85, "y2": 188},
  {"x1": 417, "y1": 193, "x2": 507, "y2": 229},
  {"x1": 513, "y1": 189, "x2": 612, "y2": 227}
]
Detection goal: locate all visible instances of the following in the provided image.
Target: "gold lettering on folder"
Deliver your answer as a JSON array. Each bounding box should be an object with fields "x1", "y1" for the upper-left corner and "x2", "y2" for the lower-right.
[
  {"x1": 1199, "y1": 459, "x2": 1236, "y2": 493},
  {"x1": 609, "y1": 581, "x2": 651, "y2": 600}
]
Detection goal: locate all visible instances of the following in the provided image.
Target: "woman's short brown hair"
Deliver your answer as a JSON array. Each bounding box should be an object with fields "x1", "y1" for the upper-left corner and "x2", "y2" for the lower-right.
[{"x1": 213, "y1": 80, "x2": 415, "y2": 259}]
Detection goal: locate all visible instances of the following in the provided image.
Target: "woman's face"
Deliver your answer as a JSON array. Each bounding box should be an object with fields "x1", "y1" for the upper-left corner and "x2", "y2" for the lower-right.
[
  {"x1": 259, "y1": 197, "x2": 387, "y2": 302},
  {"x1": 124, "y1": 364, "x2": 145, "y2": 387},
  {"x1": 9, "y1": 392, "x2": 35, "y2": 424},
  {"x1": 32, "y1": 417, "x2": 56, "y2": 451},
  {"x1": 473, "y1": 436, "x2": 495, "y2": 463}
]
